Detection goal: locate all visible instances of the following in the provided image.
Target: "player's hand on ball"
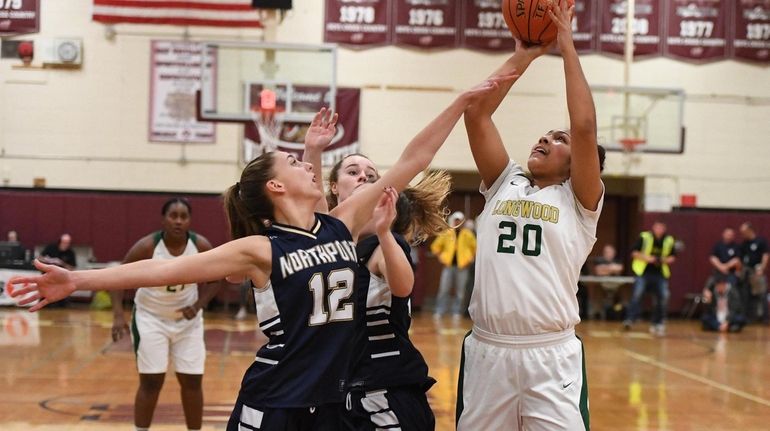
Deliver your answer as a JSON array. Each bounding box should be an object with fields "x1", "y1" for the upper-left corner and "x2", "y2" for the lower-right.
[
  {"x1": 512, "y1": 37, "x2": 554, "y2": 63},
  {"x1": 547, "y1": 0, "x2": 575, "y2": 50}
]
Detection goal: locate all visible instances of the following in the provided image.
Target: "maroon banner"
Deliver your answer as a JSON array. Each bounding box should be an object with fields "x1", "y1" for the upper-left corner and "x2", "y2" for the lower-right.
[
  {"x1": 393, "y1": 0, "x2": 461, "y2": 48},
  {"x1": 0, "y1": 0, "x2": 39, "y2": 36},
  {"x1": 665, "y1": 0, "x2": 728, "y2": 62},
  {"x1": 732, "y1": 0, "x2": 770, "y2": 62},
  {"x1": 573, "y1": 0, "x2": 598, "y2": 52},
  {"x1": 244, "y1": 87, "x2": 361, "y2": 166},
  {"x1": 461, "y1": 0, "x2": 515, "y2": 52},
  {"x1": 599, "y1": 0, "x2": 663, "y2": 57},
  {"x1": 324, "y1": 0, "x2": 392, "y2": 46}
]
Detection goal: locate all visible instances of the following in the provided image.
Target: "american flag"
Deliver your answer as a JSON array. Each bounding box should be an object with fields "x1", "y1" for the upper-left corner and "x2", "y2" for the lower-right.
[{"x1": 93, "y1": 0, "x2": 263, "y2": 28}]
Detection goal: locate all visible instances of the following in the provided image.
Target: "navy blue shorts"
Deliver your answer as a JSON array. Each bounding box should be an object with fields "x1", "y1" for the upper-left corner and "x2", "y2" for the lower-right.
[
  {"x1": 343, "y1": 384, "x2": 435, "y2": 431},
  {"x1": 228, "y1": 400, "x2": 343, "y2": 431}
]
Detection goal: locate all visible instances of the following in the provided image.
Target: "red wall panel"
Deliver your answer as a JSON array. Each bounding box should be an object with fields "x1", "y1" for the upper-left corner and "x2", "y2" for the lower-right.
[
  {"x1": 643, "y1": 210, "x2": 770, "y2": 314},
  {"x1": 63, "y1": 195, "x2": 94, "y2": 246},
  {"x1": 0, "y1": 188, "x2": 229, "y2": 263},
  {"x1": 89, "y1": 195, "x2": 130, "y2": 262}
]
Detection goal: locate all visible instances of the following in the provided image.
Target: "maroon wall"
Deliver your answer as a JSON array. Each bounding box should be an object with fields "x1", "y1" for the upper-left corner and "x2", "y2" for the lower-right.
[
  {"x1": 642, "y1": 210, "x2": 770, "y2": 313},
  {"x1": 0, "y1": 188, "x2": 230, "y2": 262},
  {"x1": 4, "y1": 187, "x2": 770, "y2": 317}
]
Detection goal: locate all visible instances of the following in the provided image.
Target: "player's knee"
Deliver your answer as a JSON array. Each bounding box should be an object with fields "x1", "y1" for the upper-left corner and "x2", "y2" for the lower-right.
[
  {"x1": 138, "y1": 374, "x2": 165, "y2": 393},
  {"x1": 178, "y1": 374, "x2": 203, "y2": 391}
]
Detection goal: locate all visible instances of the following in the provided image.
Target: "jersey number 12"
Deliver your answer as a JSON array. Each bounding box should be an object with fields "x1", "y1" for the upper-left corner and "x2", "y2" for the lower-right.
[
  {"x1": 497, "y1": 221, "x2": 542, "y2": 256},
  {"x1": 308, "y1": 268, "x2": 355, "y2": 326}
]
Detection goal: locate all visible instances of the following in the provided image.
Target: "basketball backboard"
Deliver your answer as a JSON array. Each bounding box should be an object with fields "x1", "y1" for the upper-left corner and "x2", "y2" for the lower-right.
[
  {"x1": 198, "y1": 41, "x2": 337, "y2": 123},
  {"x1": 591, "y1": 85, "x2": 685, "y2": 154}
]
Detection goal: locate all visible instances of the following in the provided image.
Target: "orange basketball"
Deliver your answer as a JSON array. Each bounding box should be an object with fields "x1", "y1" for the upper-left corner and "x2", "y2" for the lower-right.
[{"x1": 502, "y1": 0, "x2": 574, "y2": 45}]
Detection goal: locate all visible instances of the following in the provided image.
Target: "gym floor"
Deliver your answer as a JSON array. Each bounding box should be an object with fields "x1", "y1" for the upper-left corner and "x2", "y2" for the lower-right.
[{"x1": 2, "y1": 308, "x2": 768, "y2": 430}]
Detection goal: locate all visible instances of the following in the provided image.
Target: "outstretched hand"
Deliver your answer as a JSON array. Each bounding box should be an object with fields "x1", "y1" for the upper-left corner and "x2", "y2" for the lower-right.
[
  {"x1": 547, "y1": 0, "x2": 575, "y2": 51},
  {"x1": 304, "y1": 107, "x2": 339, "y2": 154},
  {"x1": 460, "y1": 72, "x2": 521, "y2": 106},
  {"x1": 7, "y1": 259, "x2": 76, "y2": 312},
  {"x1": 373, "y1": 187, "x2": 399, "y2": 236}
]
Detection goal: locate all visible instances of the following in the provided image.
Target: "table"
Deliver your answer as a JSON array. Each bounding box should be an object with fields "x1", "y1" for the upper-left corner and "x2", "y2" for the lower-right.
[{"x1": 578, "y1": 275, "x2": 636, "y2": 320}]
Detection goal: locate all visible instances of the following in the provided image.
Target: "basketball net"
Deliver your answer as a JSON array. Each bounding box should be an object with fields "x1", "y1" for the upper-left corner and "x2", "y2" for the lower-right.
[
  {"x1": 619, "y1": 137, "x2": 646, "y2": 174},
  {"x1": 619, "y1": 138, "x2": 646, "y2": 153},
  {"x1": 247, "y1": 88, "x2": 285, "y2": 161}
]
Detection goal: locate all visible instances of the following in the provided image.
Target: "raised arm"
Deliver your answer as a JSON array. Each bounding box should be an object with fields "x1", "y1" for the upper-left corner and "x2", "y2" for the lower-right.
[
  {"x1": 370, "y1": 188, "x2": 414, "y2": 298},
  {"x1": 10, "y1": 236, "x2": 272, "y2": 312},
  {"x1": 464, "y1": 40, "x2": 551, "y2": 188},
  {"x1": 302, "y1": 108, "x2": 338, "y2": 214},
  {"x1": 549, "y1": 1, "x2": 602, "y2": 210},
  {"x1": 332, "y1": 76, "x2": 517, "y2": 238}
]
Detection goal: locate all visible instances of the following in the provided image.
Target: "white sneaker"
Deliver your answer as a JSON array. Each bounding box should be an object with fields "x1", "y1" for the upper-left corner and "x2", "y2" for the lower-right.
[
  {"x1": 651, "y1": 324, "x2": 665, "y2": 336},
  {"x1": 234, "y1": 307, "x2": 248, "y2": 320}
]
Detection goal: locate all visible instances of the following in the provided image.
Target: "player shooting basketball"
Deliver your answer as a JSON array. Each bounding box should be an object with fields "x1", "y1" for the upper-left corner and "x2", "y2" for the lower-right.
[
  {"x1": 456, "y1": 1, "x2": 603, "y2": 430},
  {"x1": 8, "y1": 74, "x2": 516, "y2": 431}
]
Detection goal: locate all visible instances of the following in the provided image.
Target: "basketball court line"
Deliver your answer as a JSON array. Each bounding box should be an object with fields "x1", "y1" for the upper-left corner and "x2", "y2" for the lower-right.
[
  {"x1": 623, "y1": 349, "x2": 770, "y2": 408},
  {"x1": 71, "y1": 339, "x2": 114, "y2": 375},
  {"x1": 22, "y1": 336, "x2": 75, "y2": 375}
]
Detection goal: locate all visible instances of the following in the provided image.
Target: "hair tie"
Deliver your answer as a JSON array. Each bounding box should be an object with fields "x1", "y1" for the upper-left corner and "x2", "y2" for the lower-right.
[{"x1": 235, "y1": 182, "x2": 242, "y2": 200}]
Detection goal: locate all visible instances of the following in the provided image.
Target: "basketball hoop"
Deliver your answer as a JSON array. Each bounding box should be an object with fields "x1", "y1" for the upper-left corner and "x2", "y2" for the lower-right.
[
  {"x1": 619, "y1": 138, "x2": 646, "y2": 153},
  {"x1": 249, "y1": 88, "x2": 285, "y2": 155}
]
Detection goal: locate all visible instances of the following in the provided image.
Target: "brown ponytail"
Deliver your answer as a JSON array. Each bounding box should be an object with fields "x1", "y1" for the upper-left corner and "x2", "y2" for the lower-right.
[
  {"x1": 393, "y1": 170, "x2": 452, "y2": 245},
  {"x1": 223, "y1": 152, "x2": 277, "y2": 239}
]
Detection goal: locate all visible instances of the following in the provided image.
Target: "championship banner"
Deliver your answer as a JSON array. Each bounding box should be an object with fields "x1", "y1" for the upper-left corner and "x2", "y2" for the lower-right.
[
  {"x1": 0, "y1": 0, "x2": 39, "y2": 36},
  {"x1": 324, "y1": 0, "x2": 392, "y2": 46},
  {"x1": 393, "y1": 0, "x2": 461, "y2": 48},
  {"x1": 732, "y1": 0, "x2": 770, "y2": 62},
  {"x1": 573, "y1": 0, "x2": 598, "y2": 53},
  {"x1": 149, "y1": 41, "x2": 216, "y2": 144},
  {"x1": 243, "y1": 87, "x2": 361, "y2": 167},
  {"x1": 461, "y1": 0, "x2": 516, "y2": 52},
  {"x1": 665, "y1": 0, "x2": 728, "y2": 62},
  {"x1": 599, "y1": 0, "x2": 663, "y2": 57}
]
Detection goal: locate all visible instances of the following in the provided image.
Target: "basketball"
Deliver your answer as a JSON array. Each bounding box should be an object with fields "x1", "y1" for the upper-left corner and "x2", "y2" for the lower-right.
[{"x1": 502, "y1": 0, "x2": 574, "y2": 45}]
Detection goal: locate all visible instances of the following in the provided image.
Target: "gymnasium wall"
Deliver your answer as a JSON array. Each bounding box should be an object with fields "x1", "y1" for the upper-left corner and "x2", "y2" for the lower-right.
[
  {"x1": 1, "y1": 0, "x2": 768, "y2": 211},
  {"x1": 642, "y1": 211, "x2": 770, "y2": 313},
  {"x1": 3, "y1": 183, "x2": 769, "y2": 316},
  {"x1": 0, "y1": 188, "x2": 230, "y2": 262}
]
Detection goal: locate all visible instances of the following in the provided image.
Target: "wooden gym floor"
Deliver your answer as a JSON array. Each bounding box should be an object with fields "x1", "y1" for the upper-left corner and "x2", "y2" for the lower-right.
[{"x1": 2, "y1": 307, "x2": 769, "y2": 430}]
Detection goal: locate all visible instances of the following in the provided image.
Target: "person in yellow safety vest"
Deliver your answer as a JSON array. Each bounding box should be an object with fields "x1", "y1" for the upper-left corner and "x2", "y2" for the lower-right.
[
  {"x1": 431, "y1": 211, "x2": 477, "y2": 318},
  {"x1": 624, "y1": 221, "x2": 677, "y2": 336}
]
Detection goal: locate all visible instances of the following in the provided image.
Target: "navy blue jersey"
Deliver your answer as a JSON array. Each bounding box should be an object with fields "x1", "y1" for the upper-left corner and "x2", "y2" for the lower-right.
[
  {"x1": 350, "y1": 233, "x2": 432, "y2": 391},
  {"x1": 237, "y1": 214, "x2": 359, "y2": 408},
  {"x1": 711, "y1": 241, "x2": 741, "y2": 272},
  {"x1": 742, "y1": 237, "x2": 769, "y2": 267}
]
